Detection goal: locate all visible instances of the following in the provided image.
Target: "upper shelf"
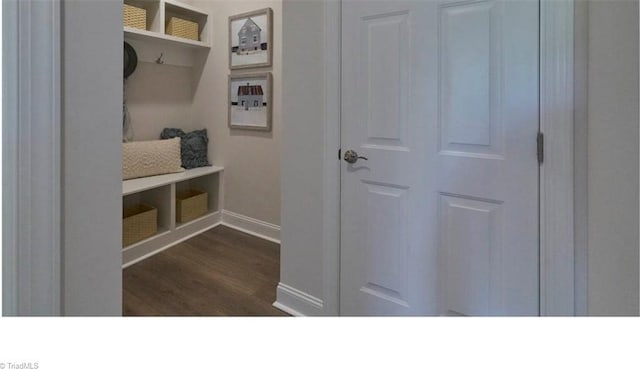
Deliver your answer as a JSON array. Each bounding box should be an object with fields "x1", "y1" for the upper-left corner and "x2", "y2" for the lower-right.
[
  {"x1": 123, "y1": 0, "x2": 210, "y2": 51},
  {"x1": 124, "y1": 26, "x2": 210, "y2": 49}
]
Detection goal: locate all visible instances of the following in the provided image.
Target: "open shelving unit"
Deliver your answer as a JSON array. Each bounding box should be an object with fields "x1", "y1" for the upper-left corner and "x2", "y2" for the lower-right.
[
  {"x1": 124, "y1": 0, "x2": 210, "y2": 67},
  {"x1": 122, "y1": 166, "x2": 224, "y2": 267},
  {"x1": 121, "y1": 0, "x2": 218, "y2": 267}
]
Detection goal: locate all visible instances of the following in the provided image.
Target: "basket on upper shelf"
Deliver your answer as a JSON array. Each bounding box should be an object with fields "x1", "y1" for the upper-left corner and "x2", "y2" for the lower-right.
[
  {"x1": 124, "y1": 3, "x2": 147, "y2": 30},
  {"x1": 166, "y1": 16, "x2": 199, "y2": 41}
]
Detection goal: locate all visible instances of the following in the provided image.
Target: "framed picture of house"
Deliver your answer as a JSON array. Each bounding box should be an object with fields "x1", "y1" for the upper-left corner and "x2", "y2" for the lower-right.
[
  {"x1": 228, "y1": 72, "x2": 272, "y2": 131},
  {"x1": 229, "y1": 8, "x2": 273, "y2": 70}
]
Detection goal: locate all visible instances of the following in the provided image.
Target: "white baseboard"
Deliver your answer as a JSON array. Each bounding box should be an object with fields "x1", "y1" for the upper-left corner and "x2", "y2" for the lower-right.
[
  {"x1": 122, "y1": 221, "x2": 221, "y2": 268},
  {"x1": 122, "y1": 211, "x2": 222, "y2": 268},
  {"x1": 273, "y1": 283, "x2": 324, "y2": 316},
  {"x1": 221, "y1": 210, "x2": 281, "y2": 244},
  {"x1": 123, "y1": 210, "x2": 279, "y2": 268}
]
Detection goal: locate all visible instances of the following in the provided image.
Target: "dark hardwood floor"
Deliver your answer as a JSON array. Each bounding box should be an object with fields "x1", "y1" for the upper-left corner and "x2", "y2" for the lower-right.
[{"x1": 123, "y1": 225, "x2": 288, "y2": 316}]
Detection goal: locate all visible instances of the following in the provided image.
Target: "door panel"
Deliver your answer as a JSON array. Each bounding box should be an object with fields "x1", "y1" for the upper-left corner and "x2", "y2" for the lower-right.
[
  {"x1": 439, "y1": 1, "x2": 502, "y2": 157},
  {"x1": 340, "y1": 0, "x2": 539, "y2": 316},
  {"x1": 362, "y1": 11, "x2": 409, "y2": 145},
  {"x1": 340, "y1": 0, "x2": 432, "y2": 316},
  {"x1": 440, "y1": 194, "x2": 503, "y2": 316}
]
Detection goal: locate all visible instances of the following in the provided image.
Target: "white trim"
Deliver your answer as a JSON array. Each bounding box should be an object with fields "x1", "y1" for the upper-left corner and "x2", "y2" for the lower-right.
[
  {"x1": 221, "y1": 210, "x2": 281, "y2": 244},
  {"x1": 122, "y1": 207, "x2": 282, "y2": 268},
  {"x1": 123, "y1": 211, "x2": 222, "y2": 267},
  {"x1": 2, "y1": 0, "x2": 19, "y2": 316},
  {"x1": 122, "y1": 208, "x2": 280, "y2": 268},
  {"x1": 272, "y1": 301, "x2": 305, "y2": 317},
  {"x1": 322, "y1": 0, "x2": 342, "y2": 317},
  {"x1": 539, "y1": 0, "x2": 575, "y2": 316},
  {"x1": 2, "y1": 0, "x2": 62, "y2": 316},
  {"x1": 122, "y1": 220, "x2": 222, "y2": 268},
  {"x1": 320, "y1": 0, "x2": 576, "y2": 316},
  {"x1": 273, "y1": 283, "x2": 324, "y2": 316}
]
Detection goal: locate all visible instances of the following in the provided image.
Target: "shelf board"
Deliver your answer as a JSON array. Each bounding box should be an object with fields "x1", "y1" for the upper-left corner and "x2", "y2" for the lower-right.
[
  {"x1": 124, "y1": 26, "x2": 210, "y2": 49},
  {"x1": 123, "y1": 166, "x2": 224, "y2": 196}
]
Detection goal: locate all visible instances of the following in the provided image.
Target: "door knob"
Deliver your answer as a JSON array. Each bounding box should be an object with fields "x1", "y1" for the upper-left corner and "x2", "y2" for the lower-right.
[{"x1": 344, "y1": 149, "x2": 368, "y2": 164}]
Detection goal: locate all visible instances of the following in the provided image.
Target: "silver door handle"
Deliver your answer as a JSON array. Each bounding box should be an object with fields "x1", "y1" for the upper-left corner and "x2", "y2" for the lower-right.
[{"x1": 344, "y1": 149, "x2": 368, "y2": 164}]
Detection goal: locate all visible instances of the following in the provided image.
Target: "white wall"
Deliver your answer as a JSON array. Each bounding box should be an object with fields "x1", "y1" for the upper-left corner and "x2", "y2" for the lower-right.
[
  {"x1": 125, "y1": 63, "x2": 197, "y2": 140},
  {"x1": 192, "y1": 0, "x2": 282, "y2": 228},
  {"x1": 63, "y1": 0, "x2": 123, "y2": 315},
  {"x1": 587, "y1": 0, "x2": 639, "y2": 316},
  {"x1": 277, "y1": 0, "x2": 326, "y2": 314}
]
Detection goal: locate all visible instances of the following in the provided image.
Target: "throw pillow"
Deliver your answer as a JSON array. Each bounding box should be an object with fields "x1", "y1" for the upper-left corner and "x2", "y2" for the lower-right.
[
  {"x1": 123, "y1": 137, "x2": 184, "y2": 180},
  {"x1": 160, "y1": 128, "x2": 211, "y2": 169}
]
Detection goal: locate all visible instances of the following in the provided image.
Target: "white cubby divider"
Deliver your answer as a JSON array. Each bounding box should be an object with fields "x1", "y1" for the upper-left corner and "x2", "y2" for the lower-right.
[{"x1": 122, "y1": 166, "x2": 224, "y2": 267}]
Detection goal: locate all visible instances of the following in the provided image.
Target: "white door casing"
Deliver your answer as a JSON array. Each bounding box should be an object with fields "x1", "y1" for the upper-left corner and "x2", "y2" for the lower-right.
[
  {"x1": 3, "y1": 0, "x2": 62, "y2": 316},
  {"x1": 340, "y1": 0, "x2": 540, "y2": 316}
]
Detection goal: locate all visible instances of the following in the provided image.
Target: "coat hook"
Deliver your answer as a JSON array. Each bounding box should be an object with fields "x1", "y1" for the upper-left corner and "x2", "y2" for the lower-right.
[{"x1": 156, "y1": 53, "x2": 165, "y2": 64}]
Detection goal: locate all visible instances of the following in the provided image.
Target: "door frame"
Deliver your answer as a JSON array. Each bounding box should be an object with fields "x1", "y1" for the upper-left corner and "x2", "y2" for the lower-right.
[
  {"x1": 322, "y1": 0, "x2": 576, "y2": 316},
  {"x1": 2, "y1": 0, "x2": 62, "y2": 316},
  {"x1": 3, "y1": 0, "x2": 122, "y2": 316}
]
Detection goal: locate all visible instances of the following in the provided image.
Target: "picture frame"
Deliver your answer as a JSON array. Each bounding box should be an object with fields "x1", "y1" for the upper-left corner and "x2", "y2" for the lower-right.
[
  {"x1": 228, "y1": 8, "x2": 273, "y2": 70},
  {"x1": 228, "y1": 72, "x2": 273, "y2": 131}
]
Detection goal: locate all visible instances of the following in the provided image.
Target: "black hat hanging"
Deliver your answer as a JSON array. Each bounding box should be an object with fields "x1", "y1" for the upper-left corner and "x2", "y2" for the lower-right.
[
  {"x1": 124, "y1": 41, "x2": 138, "y2": 79},
  {"x1": 123, "y1": 42, "x2": 137, "y2": 142}
]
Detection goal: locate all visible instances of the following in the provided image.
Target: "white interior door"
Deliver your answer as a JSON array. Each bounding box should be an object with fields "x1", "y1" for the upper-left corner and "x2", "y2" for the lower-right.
[{"x1": 340, "y1": 0, "x2": 540, "y2": 316}]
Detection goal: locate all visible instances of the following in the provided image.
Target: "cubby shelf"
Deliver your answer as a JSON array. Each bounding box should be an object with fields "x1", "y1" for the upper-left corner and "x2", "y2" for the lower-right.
[
  {"x1": 123, "y1": 0, "x2": 211, "y2": 65},
  {"x1": 123, "y1": 166, "x2": 223, "y2": 196},
  {"x1": 121, "y1": 0, "x2": 217, "y2": 265},
  {"x1": 124, "y1": 26, "x2": 210, "y2": 49},
  {"x1": 122, "y1": 166, "x2": 224, "y2": 267}
]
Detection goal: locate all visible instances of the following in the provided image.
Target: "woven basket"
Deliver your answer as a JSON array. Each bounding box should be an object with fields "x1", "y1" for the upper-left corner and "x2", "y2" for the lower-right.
[
  {"x1": 166, "y1": 17, "x2": 199, "y2": 41},
  {"x1": 176, "y1": 189, "x2": 208, "y2": 223},
  {"x1": 123, "y1": 4, "x2": 146, "y2": 30},
  {"x1": 123, "y1": 203, "x2": 157, "y2": 247}
]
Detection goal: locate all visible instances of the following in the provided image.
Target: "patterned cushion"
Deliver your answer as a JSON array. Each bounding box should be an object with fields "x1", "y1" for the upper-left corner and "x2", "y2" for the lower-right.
[
  {"x1": 160, "y1": 128, "x2": 211, "y2": 169},
  {"x1": 122, "y1": 137, "x2": 184, "y2": 180}
]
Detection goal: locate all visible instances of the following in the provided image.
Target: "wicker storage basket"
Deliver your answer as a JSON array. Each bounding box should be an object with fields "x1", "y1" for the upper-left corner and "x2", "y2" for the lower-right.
[
  {"x1": 176, "y1": 189, "x2": 208, "y2": 223},
  {"x1": 123, "y1": 3, "x2": 147, "y2": 30},
  {"x1": 166, "y1": 17, "x2": 199, "y2": 41},
  {"x1": 123, "y1": 203, "x2": 157, "y2": 247}
]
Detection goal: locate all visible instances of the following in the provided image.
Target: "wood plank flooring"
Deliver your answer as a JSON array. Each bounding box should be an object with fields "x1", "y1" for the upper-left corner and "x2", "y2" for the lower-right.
[{"x1": 123, "y1": 225, "x2": 288, "y2": 316}]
